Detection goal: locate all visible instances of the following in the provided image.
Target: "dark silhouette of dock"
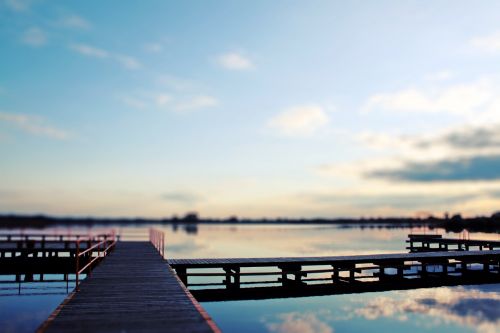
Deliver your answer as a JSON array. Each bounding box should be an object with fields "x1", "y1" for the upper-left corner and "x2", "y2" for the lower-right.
[
  {"x1": 169, "y1": 249, "x2": 500, "y2": 302},
  {"x1": 407, "y1": 233, "x2": 500, "y2": 252},
  {"x1": 39, "y1": 241, "x2": 219, "y2": 333},
  {"x1": 0, "y1": 233, "x2": 116, "y2": 290}
]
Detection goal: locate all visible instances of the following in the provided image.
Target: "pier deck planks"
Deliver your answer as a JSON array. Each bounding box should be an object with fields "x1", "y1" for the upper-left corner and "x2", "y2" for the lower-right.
[
  {"x1": 168, "y1": 250, "x2": 500, "y2": 268},
  {"x1": 41, "y1": 241, "x2": 218, "y2": 333}
]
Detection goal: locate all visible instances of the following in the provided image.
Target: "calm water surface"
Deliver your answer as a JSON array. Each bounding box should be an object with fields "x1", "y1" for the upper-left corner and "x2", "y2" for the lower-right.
[{"x1": 1, "y1": 224, "x2": 498, "y2": 333}]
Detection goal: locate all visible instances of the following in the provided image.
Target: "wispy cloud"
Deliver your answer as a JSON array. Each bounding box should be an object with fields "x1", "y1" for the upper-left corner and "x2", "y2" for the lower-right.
[
  {"x1": 359, "y1": 123, "x2": 500, "y2": 161},
  {"x1": 217, "y1": 52, "x2": 254, "y2": 70},
  {"x1": 267, "y1": 105, "x2": 329, "y2": 137},
  {"x1": 161, "y1": 191, "x2": 202, "y2": 204},
  {"x1": 424, "y1": 70, "x2": 453, "y2": 82},
  {"x1": 338, "y1": 123, "x2": 500, "y2": 183},
  {"x1": 144, "y1": 42, "x2": 163, "y2": 53},
  {"x1": 119, "y1": 92, "x2": 216, "y2": 112},
  {"x1": 120, "y1": 96, "x2": 148, "y2": 109},
  {"x1": 368, "y1": 155, "x2": 500, "y2": 182},
  {"x1": 174, "y1": 95, "x2": 218, "y2": 112},
  {"x1": 155, "y1": 93, "x2": 172, "y2": 106},
  {"x1": 69, "y1": 43, "x2": 141, "y2": 69},
  {"x1": 70, "y1": 43, "x2": 108, "y2": 58},
  {"x1": 362, "y1": 78, "x2": 493, "y2": 116},
  {"x1": 115, "y1": 54, "x2": 142, "y2": 69},
  {"x1": 57, "y1": 15, "x2": 92, "y2": 30},
  {"x1": 469, "y1": 31, "x2": 500, "y2": 54},
  {"x1": 22, "y1": 27, "x2": 47, "y2": 47},
  {"x1": 0, "y1": 111, "x2": 70, "y2": 140},
  {"x1": 4, "y1": 0, "x2": 31, "y2": 11}
]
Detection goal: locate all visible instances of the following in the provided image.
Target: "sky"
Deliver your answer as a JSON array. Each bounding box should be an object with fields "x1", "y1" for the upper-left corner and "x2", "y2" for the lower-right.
[{"x1": 1, "y1": 0, "x2": 500, "y2": 218}]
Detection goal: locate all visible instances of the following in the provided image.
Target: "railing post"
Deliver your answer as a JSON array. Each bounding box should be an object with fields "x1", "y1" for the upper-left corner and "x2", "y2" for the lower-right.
[
  {"x1": 76, "y1": 240, "x2": 80, "y2": 291},
  {"x1": 162, "y1": 232, "x2": 165, "y2": 258}
]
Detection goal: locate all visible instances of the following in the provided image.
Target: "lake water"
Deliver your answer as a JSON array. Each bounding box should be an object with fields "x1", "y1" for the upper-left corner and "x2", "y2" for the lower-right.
[{"x1": 1, "y1": 224, "x2": 498, "y2": 333}]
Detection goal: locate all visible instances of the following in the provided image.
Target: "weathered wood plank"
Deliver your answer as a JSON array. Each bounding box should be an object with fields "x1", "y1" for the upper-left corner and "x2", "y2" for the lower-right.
[
  {"x1": 40, "y1": 242, "x2": 219, "y2": 333},
  {"x1": 168, "y1": 250, "x2": 500, "y2": 268}
]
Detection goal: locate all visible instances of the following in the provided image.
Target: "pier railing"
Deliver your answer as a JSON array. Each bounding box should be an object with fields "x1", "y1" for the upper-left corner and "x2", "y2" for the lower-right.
[
  {"x1": 0, "y1": 231, "x2": 117, "y2": 292},
  {"x1": 75, "y1": 232, "x2": 117, "y2": 291},
  {"x1": 149, "y1": 228, "x2": 165, "y2": 258}
]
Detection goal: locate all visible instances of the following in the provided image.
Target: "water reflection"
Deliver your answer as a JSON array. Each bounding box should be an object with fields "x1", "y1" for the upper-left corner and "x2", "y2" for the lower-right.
[
  {"x1": 350, "y1": 286, "x2": 500, "y2": 333},
  {"x1": 164, "y1": 224, "x2": 423, "y2": 258},
  {"x1": 265, "y1": 312, "x2": 333, "y2": 333},
  {"x1": 1, "y1": 224, "x2": 498, "y2": 333}
]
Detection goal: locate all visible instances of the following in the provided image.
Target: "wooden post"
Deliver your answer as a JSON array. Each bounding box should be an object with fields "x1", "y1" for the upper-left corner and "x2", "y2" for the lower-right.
[
  {"x1": 232, "y1": 267, "x2": 240, "y2": 289},
  {"x1": 460, "y1": 261, "x2": 467, "y2": 276},
  {"x1": 331, "y1": 265, "x2": 339, "y2": 282},
  {"x1": 397, "y1": 264, "x2": 403, "y2": 278},
  {"x1": 223, "y1": 267, "x2": 232, "y2": 288},
  {"x1": 483, "y1": 261, "x2": 489, "y2": 272},
  {"x1": 76, "y1": 240, "x2": 80, "y2": 291},
  {"x1": 293, "y1": 265, "x2": 303, "y2": 284},
  {"x1": 420, "y1": 262, "x2": 427, "y2": 278},
  {"x1": 176, "y1": 267, "x2": 188, "y2": 285}
]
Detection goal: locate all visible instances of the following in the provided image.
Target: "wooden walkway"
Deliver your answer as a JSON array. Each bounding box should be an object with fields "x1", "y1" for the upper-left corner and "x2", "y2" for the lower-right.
[
  {"x1": 168, "y1": 249, "x2": 500, "y2": 267},
  {"x1": 40, "y1": 242, "x2": 219, "y2": 333},
  {"x1": 407, "y1": 234, "x2": 500, "y2": 252},
  {"x1": 169, "y1": 250, "x2": 500, "y2": 302}
]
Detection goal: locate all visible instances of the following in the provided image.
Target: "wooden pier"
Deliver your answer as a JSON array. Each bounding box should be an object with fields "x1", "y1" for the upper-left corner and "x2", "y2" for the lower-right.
[
  {"x1": 407, "y1": 234, "x2": 500, "y2": 252},
  {"x1": 39, "y1": 241, "x2": 219, "y2": 333},
  {"x1": 169, "y1": 250, "x2": 500, "y2": 302},
  {"x1": 2, "y1": 231, "x2": 498, "y2": 330},
  {"x1": 0, "y1": 233, "x2": 116, "y2": 288}
]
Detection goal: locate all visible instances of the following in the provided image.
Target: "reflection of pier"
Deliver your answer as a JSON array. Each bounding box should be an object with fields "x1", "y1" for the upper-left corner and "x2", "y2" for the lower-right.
[{"x1": 407, "y1": 234, "x2": 500, "y2": 252}]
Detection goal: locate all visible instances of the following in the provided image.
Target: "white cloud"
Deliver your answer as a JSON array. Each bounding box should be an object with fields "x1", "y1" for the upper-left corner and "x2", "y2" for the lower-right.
[
  {"x1": 174, "y1": 95, "x2": 218, "y2": 112},
  {"x1": 266, "y1": 312, "x2": 333, "y2": 333},
  {"x1": 424, "y1": 70, "x2": 453, "y2": 82},
  {"x1": 115, "y1": 54, "x2": 142, "y2": 69},
  {"x1": 469, "y1": 31, "x2": 500, "y2": 54},
  {"x1": 70, "y1": 43, "x2": 141, "y2": 70},
  {"x1": 120, "y1": 96, "x2": 147, "y2": 109},
  {"x1": 155, "y1": 93, "x2": 172, "y2": 106},
  {"x1": 22, "y1": 27, "x2": 47, "y2": 47},
  {"x1": 362, "y1": 78, "x2": 494, "y2": 117},
  {"x1": 4, "y1": 0, "x2": 31, "y2": 11},
  {"x1": 217, "y1": 52, "x2": 254, "y2": 70},
  {"x1": 158, "y1": 75, "x2": 197, "y2": 92},
  {"x1": 144, "y1": 42, "x2": 163, "y2": 53},
  {"x1": 0, "y1": 111, "x2": 70, "y2": 140},
  {"x1": 58, "y1": 15, "x2": 92, "y2": 30},
  {"x1": 120, "y1": 92, "x2": 215, "y2": 112},
  {"x1": 267, "y1": 105, "x2": 329, "y2": 137},
  {"x1": 70, "y1": 43, "x2": 109, "y2": 58}
]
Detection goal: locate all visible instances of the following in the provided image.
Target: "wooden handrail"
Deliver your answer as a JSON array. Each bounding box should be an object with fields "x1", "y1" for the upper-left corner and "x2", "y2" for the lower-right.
[
  {"x1": 75, "y1": 231, "x2": 116, "y2": 291},
  {"x1": 149, "y1": 228, "x2": 165, "y2": 258}
]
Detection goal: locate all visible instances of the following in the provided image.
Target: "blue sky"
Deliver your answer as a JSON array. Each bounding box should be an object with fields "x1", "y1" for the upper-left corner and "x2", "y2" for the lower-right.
[{"x1": 1, "y1": 0, "x2": 500, "y2": 218}]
